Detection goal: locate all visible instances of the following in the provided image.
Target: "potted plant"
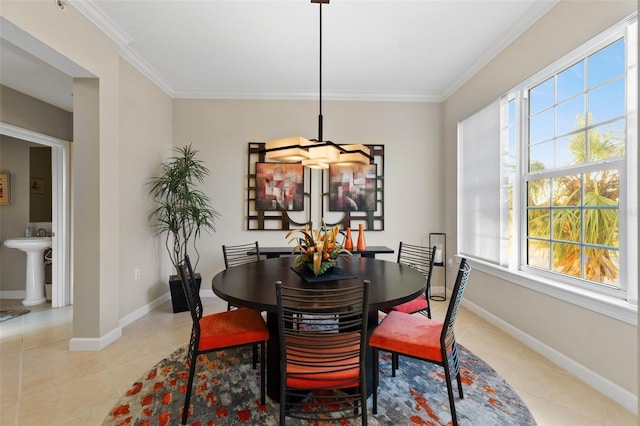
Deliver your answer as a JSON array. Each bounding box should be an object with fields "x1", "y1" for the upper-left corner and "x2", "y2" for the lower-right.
[{"x1": 148, "y1": 144, "x2": 220, "y2": 312}]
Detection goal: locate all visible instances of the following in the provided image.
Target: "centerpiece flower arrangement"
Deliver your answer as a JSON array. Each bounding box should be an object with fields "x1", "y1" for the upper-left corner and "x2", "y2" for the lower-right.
[{"x1": 286, "y1": 220, "x2": 351, "y2": 276}]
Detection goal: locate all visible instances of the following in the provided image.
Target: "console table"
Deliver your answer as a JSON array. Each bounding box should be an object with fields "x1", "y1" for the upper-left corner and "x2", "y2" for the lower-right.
[{"x1": 256, "y1": 245, "x2": 394, "y2": 259}]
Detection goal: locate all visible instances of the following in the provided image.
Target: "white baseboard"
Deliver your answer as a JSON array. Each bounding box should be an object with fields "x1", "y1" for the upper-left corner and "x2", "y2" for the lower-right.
[
  {"x1": 0, "y1": 290, "x2": 26, "y2": 299},
  {"x1": 68, "y1": 292, "x2": 171, "y2": 351},
  {"x1": 462, "y1": 298, "x2": 638, "y2": 414},
  {"x1": 69, "y1": 325, "x2": 122, "y2": 351},
  {"x1": 119, "y1": 292, "x2": 171, "y2": 329}
]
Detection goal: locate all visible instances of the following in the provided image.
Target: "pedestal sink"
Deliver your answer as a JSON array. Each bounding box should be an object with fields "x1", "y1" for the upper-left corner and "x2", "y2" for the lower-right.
[{"x1": 3, "y1": 237, "x2": 52, "y2": 306}]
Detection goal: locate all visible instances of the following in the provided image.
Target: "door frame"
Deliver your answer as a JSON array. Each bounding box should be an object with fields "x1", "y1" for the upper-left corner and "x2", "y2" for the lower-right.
[{"x1": 0, "y1": 122, "x2": 71, "y2": 307}]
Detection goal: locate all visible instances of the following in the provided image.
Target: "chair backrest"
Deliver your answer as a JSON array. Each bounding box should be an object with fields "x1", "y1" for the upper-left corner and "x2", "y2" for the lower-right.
[
  {"x1": 222, "y1": 241, "x2": 261, "y2": 269},
  {"x1": 178, "y1": 256, "x2": 203, "y2": 324},
  {"x1": 397, "y1": 242, "x2": 436, "y2": 296},
  {"x1": 441, "y1": 258, "x2": 471, "y2": 350},
  {"x1": 275, "y1": 280, "x2": 370, "y2": 390}
]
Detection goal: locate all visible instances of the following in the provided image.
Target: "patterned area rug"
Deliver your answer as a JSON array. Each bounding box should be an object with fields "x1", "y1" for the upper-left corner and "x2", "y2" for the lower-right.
[
  {"x1": 103, "y1": 343, "x2": 536, "y2": 425},
  {"x1": 0, "y1": 309, "x2": 30, "y2": 323}
]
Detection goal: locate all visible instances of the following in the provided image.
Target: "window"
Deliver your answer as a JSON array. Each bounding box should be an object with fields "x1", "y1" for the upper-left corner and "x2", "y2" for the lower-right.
[
  {"x1": 459, "y1": 14, "x2": 637, "y2": 314},
  {"x1": 524, "y1": 39, "x2": 625, "y2": 291}
]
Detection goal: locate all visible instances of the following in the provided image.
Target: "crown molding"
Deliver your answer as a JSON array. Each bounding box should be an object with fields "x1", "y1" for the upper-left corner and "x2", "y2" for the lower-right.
[{"x1": 441, "y1": 0, "x2": 559, "y2": 100}]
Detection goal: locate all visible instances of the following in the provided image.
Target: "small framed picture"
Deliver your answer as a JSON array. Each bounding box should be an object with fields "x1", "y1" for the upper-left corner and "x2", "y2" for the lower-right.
[
  {"x1": 30, "y1": 178, "x2": 45, "y2": 194},
  {"x1": 0, "y1": 173, "x2": 9, "y2": 205},
  {"x1": 255, "y1": 163, "x2": 305, "y2": 211}
]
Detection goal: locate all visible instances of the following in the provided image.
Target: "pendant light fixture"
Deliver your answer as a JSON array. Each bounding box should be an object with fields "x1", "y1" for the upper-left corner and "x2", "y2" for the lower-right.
[{"x1": 264, "y1": 0, "x2": 372, "y2": 169}]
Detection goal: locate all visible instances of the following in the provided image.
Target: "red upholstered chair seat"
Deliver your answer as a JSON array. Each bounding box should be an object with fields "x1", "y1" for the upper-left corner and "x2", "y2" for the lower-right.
[
  {"x1": 369, "y1": 310, "x2": 443, "y2": 362},
  {"x1": 383, "y1": 296, "x2": 428, "y2": 314},
  {"x1": 198, "y1": 307, "x2": 269, "y2": 351}
]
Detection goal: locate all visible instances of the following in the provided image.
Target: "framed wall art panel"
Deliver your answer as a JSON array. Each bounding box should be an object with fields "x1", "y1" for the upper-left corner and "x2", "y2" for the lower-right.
[
  {"x1": 322, "y1": 145, "x2": 385, "y2": 231},
  {"x1": 247, "y1": 142, "x2": 311, "y2": 230},
  {"x1": 0, "y1": 172, "x2": 10, "y2": 205}
]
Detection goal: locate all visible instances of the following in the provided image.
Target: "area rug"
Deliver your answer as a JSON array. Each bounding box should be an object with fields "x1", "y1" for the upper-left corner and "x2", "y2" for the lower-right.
[
  {"x1": 0, "y1": 309, "x2": 30, "y2": 323},
  {"x1": 103, "y1": 343, "x2": 536, "y2": 425}
]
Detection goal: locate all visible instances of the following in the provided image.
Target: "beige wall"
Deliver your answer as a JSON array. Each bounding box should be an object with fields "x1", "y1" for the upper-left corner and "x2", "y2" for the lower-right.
[
  {"x1": 2, "y1": 1, "x2": 149, "y2": 341},
  {"x1": 0, "y1": 87, "x2": 72, "y2": 294},
  {"x1": 0, "y1": 85, "x2": 73, "y2": 139},
  {"x1": 0, "y1": 136, "x2": 32, "y2": 292},
  {"x1": 443, "y1": 0, "x2": 638, "y2": 398},
  {"x1": 118, "y1": 59, "x2": 173, "y2": 317},
  {"x1": 172, "y1": 99, "x2": 444, "y2": 282}
]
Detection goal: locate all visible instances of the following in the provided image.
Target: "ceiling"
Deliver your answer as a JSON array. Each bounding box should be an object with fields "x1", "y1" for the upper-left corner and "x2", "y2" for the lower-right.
[{"x1": 0, "y1": 0, "x2": 557, "y2": 112}]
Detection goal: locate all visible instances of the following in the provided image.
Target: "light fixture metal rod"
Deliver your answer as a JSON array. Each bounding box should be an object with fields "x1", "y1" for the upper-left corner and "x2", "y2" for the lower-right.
[{"x1": 318, "y1": 0, "x2": 324, "y2": 142}]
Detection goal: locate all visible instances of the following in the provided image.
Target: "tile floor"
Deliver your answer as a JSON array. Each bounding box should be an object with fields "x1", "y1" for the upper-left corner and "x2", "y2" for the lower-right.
[{"x1": 0, "y1": 296, "x2": 636, "y2": 425}]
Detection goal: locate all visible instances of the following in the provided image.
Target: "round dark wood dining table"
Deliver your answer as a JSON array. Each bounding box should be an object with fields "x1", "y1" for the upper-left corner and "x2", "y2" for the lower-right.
[{"x1": 211, "y1": 256, "x2": 427, "y2": 401}]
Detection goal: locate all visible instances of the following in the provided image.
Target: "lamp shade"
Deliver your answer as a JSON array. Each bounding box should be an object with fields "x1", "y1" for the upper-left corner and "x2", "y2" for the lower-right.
[
  {"x1": 265, "y1": 137, "x2": 311, "y2": 162},
  {"x1": 336, "y1": 144, "x2": 371, "y2": 165}
]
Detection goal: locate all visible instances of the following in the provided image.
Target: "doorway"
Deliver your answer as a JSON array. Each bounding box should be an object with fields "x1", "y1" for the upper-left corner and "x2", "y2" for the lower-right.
[{"x1": 0, "y1": 122, "x2": 71, "y2": 307}]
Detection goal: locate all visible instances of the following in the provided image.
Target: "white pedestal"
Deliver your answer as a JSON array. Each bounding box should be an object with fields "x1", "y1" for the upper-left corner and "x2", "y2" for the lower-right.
[
  {"x1": 3, "y1": 237, "x2": 51, "y2": 307},
  {"x1": 23, "y1": 248, "x2": 47, "y2": 306}
]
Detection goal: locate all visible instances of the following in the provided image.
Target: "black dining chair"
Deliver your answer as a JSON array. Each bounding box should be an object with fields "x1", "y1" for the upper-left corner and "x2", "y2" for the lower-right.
[
  {"x1": 384, "y1": 242, "x2": 436, "y2": 318},
  {"x1": 177, "y1": 255, "x2": 268, "y2": 425},
  {"x1": 275, "y1": 279, "x2": 370, "y2": 426},
  {"x1": 369, "y1": 258, "x2": 471, "y2": 426},
  {"x1": 222, "y1": 241, "x2": 261, "y2": 310}
]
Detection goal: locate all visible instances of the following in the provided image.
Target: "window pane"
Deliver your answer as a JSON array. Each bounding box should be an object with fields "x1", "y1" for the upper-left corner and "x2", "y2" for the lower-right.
[
  {"x1": 552, "y1": 242, "x2": 581, "y2": 278},
  {"x1": 588, "y1": 119, "x2": 625, "y2": 161},
  {"x1": 585, "y1": 169, "x2": 619, "y2": 205},
  {"x1": 528, "y1": 209, "x2": 549, "y2": 238},
  {"x1": 528, "y1": 179, "x2": 550, "y2": 206},
  {"x1": 527, "y1": 239, "x2": 550, "y2": 269},
  {"x1": 588, "y1": 78, "x2": 625, "y2": 124},
  {"x1": 557, "y1": 61, "x2": 585, "y2": 102},
  {"x1": 556, "y1": 95, "x2": 585, "y2": 136},
  {"x1": 530, "y1": 109, "x2": 554, "y2": 143},
  {"x1": 551, "y1": 208, "x2": 581, "y2": 242},
  {"x1": 508, "y1": 99, "x2": 516, "y2": 125},
  {"x1": 530, "y1": 141, "x2": 553, "y2": 170},
  {"x1": 556, "y1": 133, "x2": 585, "y2": 167},
  {"x1": 508, "y1": 126, "x2": 516, "y2": 153},
  {"x1": 584, "y1": 247, "x2": 619, "y2": 286},
  {"x1": 530, "y1": 79, "x2": 554, "y2": 114},
  {"x1": 552, "y1": 175, "x2": 581, "y2": 206},
  {"x1": 584, "y1": 208, "x2": 618, "y2": 246},
  {"x1": 588, "y1": 38, "x2": 625, "y2": 88}
]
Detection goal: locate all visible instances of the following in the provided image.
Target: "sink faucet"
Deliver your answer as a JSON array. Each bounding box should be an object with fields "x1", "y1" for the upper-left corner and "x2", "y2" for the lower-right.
[{"x1": 37, "y1": 228, "x2": 47, "y2": 237}]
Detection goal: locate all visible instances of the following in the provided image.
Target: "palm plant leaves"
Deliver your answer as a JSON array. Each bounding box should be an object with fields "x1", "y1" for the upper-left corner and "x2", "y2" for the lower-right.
[{"x1": 148, "y1": 144, "x2": 220, "y2": 271}]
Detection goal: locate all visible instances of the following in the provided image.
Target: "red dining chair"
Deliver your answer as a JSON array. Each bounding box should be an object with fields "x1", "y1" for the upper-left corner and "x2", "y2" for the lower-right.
[
  {"x1": 382, "y1": 243, "x2": 436, "y2": 373},
  {"x1": 178, "y1": 255, "x2": 269, "y2": 425},
  {"x1": 275, "y1": 279, "x2": 370, "y2": 426},
  {"x1": 369, "y1": 258, "x2": 471, "y2": 426}
]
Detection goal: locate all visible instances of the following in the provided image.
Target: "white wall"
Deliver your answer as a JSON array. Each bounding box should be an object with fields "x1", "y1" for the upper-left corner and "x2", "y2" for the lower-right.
[{"x1": 443, "y1": 0, "x2": 638, "y2": 405}]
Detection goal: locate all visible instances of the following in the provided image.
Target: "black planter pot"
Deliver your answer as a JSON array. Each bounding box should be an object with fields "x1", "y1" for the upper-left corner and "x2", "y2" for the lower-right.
[{"x1": 169, "y1": 273, "x2": 202, "y2": 313}]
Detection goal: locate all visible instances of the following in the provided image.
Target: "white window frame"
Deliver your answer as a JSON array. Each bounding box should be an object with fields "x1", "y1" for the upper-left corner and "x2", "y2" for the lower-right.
[{"x1": 458, "y1": 13, "x2": 637, "y2": 325}]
